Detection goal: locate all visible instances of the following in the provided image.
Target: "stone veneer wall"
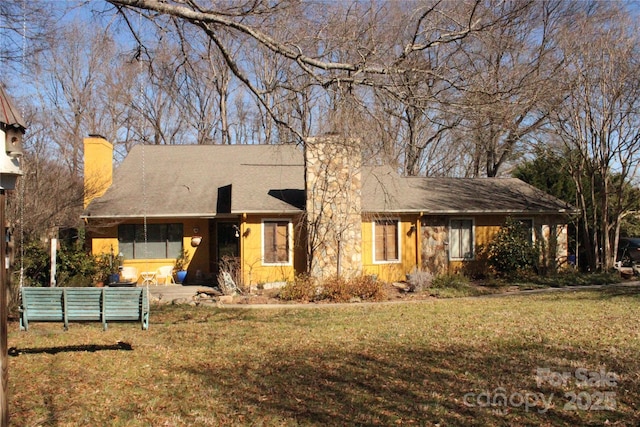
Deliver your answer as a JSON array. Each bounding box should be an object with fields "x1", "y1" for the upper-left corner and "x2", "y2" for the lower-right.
[
  {"x1": 305, "y1": 135, "x2": 363, "y2": 282},
  {"x1": 538, "y1": 217, "x2": 569, "y2": 272},
  {"x1": 420, "y1": 216, "x2": 449, "y2": 276}
]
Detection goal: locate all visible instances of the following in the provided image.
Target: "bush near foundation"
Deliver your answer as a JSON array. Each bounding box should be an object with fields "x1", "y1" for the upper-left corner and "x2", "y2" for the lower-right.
[
  {"x1": 279, "y1": 274, "x2": 386, "y2": 303},
  {"x1": 317, "y1": 276, "x2": 351, "y2": 302},
  {"x1": 486, "y1": 217, "x2": 539, "y2": 276},
  {"x1": 278, "y1": 274, "x2": 316, "y2": 302},
  {"x1": 345, "y1": 275, "x2": 386, "y2": 301},
  {"x1": 319, "y1": 275, "x2": 386, "y2": 302}
]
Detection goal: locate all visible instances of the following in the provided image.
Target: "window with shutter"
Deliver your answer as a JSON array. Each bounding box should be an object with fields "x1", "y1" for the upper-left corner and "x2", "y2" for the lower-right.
[
  {"x1": 374, "y1": 219, "x2": 399, "y2": 262},
  {"x1": 263, "y1": 220, "x2": 290, "y2": 264}
]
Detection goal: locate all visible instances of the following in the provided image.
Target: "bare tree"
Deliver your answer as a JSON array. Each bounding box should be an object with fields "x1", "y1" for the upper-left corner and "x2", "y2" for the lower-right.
[
  {"x1": 105, "y1": 0, "x2": 494, "y2": 141},
  {"x1": 7, "y1": 105, "x2": 86, "y2": 242},
  {"x1": 162, "y1": 21, "x2": 233, "y2": 144},
  {"x1": 30, "y1": 20, "x2": 134, "y2": 175},
  {"x1": 549, "y1": 3, "x2": 640, "y2": 271},
  {"x1": 450, "y1": 0, "x2": 570, "y2": 177},
  {"x1": 0, "y1": 1, "x2": 59, "y2": 75}
]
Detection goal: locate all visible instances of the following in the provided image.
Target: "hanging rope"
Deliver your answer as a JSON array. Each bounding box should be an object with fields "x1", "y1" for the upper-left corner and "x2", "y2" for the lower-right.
[
  {"x1": 137, "y1": 9, "x2": 150, "y2": 293},
  {"x1": 141, "y1": 143, "x2": 149, "y2": 291}
]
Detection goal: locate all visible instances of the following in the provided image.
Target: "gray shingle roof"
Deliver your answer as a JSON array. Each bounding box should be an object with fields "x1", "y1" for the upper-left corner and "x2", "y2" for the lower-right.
[
  {"x1": 83, "y1": 144, "x2": 304, "y2": 218},
  {"x1": 362, "y1": 165, "x2": 574, "y2": 213},
  {"x1": 83, "y1": 144, "x2": 574, "y2": 219},
  {"x1": 0, "y1": 85, "x2": 25, "y2": 129}
]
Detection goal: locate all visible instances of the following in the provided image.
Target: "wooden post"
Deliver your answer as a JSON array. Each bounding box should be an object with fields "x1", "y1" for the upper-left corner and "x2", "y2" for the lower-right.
[
  {"x1": 50, "y1": 238, "x2": 57, "y2": 287},
  {"x1": 0, "y1": 189, "x2": 8, "y2": 427}
]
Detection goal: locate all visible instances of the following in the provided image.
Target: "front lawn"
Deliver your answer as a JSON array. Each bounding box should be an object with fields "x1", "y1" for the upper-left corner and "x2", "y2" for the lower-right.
[{"x1": 7, "y1": 285, "x2": 640, "y2": 426}]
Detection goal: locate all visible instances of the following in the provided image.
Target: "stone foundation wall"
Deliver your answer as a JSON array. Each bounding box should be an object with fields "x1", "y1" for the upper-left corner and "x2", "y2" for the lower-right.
[{"x1": 305, "y1": 136, "x2": 363, "y2": 281}]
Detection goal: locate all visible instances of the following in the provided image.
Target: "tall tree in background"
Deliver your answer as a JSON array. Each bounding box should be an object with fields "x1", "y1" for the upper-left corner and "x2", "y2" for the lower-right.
[
  {"x1": 549, "y1": 3, "x2": 640, "y2": 271},
  {"x1": 452, "y1": 0, "x2": 569, "y2": 177},
  {"x1": 31, "y1": 21, "x2": 122, "y2": 176},
  {"x1": 0, "y1": 1, "x2": 56, "y2": 74},
  {"x1": 106, "y1": 0, "x2": 490, "y2": 143},
  {"x1": 16, "y1": 12, "x2": 141, "y2": 241}
]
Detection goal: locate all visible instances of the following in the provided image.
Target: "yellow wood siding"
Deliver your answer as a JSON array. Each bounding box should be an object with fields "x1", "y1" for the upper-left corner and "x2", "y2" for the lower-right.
[
  {"x1": 240, "y1": 214, "x2": 305, "y2": 286},
  {"x1": 362, "y1": 214, "x2": 419, "y2": 282}
]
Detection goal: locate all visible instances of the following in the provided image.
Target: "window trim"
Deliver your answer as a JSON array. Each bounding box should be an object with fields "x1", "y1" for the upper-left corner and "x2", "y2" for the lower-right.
[
  {"x1": 449, "y1": 218, "x2": 474, "y2": 261},
  {"x1": 261, "y1": 218, "x2": 293, "y2": 266},
  {"x1": 372, "y1": 218, "x2": 401, "y2": 264}
]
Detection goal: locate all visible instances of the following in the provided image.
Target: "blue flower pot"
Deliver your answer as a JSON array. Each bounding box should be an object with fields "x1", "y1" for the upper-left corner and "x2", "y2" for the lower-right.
[{"x1": 176, "y1": 270, "x2": 187, "y2": 284}]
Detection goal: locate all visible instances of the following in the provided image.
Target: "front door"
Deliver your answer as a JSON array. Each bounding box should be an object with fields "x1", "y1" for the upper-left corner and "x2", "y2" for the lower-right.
[{"x1": 214, "y1": 221, "x2": 240, "y2": 279}]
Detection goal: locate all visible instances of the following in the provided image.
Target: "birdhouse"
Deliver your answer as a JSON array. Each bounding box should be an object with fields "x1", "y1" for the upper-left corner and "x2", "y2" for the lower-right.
[
  {"x1": 5, "y1": 125, "x2": 23, "y2": 157},
  {"x1": 0, "y1": 85, "x2": 25, "y2": 190}
]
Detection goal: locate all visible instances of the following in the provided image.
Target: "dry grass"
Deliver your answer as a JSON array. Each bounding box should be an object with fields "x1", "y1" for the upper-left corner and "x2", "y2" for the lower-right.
[{"x1": 7, "y1": 285, "x2": 640, "y2": 426}]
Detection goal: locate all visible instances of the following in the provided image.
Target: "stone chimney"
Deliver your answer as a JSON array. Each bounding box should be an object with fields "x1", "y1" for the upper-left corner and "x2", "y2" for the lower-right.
[
  {"x1": 83, "y1": 135, "x2": 113, "y2": 209},
  {"x1": 305, "y1": 135, "x2": 363, "y2": 281}
]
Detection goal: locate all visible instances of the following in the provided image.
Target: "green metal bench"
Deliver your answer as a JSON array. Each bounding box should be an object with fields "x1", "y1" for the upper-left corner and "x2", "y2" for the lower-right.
[{"x1": 19, "y1": 287, "x2": 149, "y2": 331}]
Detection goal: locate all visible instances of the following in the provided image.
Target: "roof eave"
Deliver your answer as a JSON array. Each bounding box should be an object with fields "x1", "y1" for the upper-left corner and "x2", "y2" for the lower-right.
[
  {"x1": 362, "y1": 208, "x2": 577, "y2": 215},
  {"x1": 81, "y1": 209, "x2": 304, "y2": 220},
  {"x1": 232, "y1": 209, "x2": 303, "y2": 215},
  {"x1": 82, "y1": 208, "x2": 576, "y2": 220},
  {"x1": 82, "y1": 213, "x2": 218, "y2": 220}
]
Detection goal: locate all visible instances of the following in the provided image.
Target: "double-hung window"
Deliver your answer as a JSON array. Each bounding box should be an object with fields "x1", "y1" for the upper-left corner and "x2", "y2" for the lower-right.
[
  {"x1": 449, "y1": 219, "x2": 473, "y2": 260},
  {"x1": 263, "y1": 220, "x2": 291, "y2": 264},
  {"x1": 118, "y1": 223, "x2": 183, "y2": 259},
  {"x1": 374, "y1": 219, "x2": 400, "y2": 262}
]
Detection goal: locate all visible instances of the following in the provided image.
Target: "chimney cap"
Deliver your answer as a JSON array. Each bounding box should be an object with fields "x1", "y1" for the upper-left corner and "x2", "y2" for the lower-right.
[{"x1": 88, "y1": 133, "x2": 107, "y2": 139}]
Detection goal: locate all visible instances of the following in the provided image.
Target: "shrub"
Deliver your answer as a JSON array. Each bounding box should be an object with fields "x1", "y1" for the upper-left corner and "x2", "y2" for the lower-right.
[
  {"x1": 349, "y1": 275, "x2": 386, "y2": 301},
  {"x1": 20, "y1": 239, "x2": 103, "y2": 287},
  {"x1": 406, "y1": 269, "x2": 433, "y2": 292},
  {"x1": 431, "y1": 273, "x2": 470, "y2": 289},
  {"x1": 318, "y1": 276, "x2": 351, "y2": 302},
  {"x1": 486, "y1": 217, "x2": 539, "y2": 276},
  {"x1": 57, "y1": 241, "x2": 101, "y2": 286},
  {"x1": 57, "y1": 272, "x2": 94, "y2": 287},
  {"x1": 279, "y1": 274, "x2": 316, "y2": 302},
  {"x1": 280, "y1": 275, "x2": 386, "y2": 302},
  {"x1": 319, "y1": 275, "x2": 386, "y2": 302},
  {"x1": 21, "y1": 241, "x2": 50, "y2": 286},
  {"x1": 218, "y1": 256, "x2": 243, "y2": 294},
  {"x1": 430, "y1": 273, "x2": 474, "y2": 298}
]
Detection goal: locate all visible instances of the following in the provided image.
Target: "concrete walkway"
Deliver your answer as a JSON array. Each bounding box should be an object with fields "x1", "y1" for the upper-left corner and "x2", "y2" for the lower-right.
[{"x1": 147, "y1": 285, "x2": 218, "y2": 304}]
